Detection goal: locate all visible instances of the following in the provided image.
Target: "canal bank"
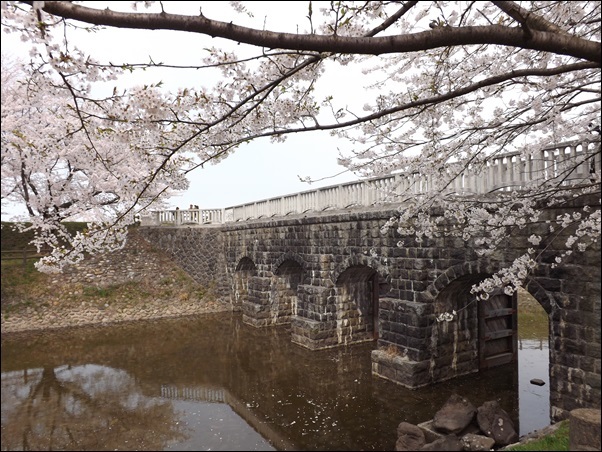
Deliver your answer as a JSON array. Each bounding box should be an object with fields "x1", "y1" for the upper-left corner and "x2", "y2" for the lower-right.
[
  {"x1": 1, "y1": 228, "x2": 232, "y2": 334},
  {"x1": 1, "y1": 292, "x2": 232, "y2": 334}
]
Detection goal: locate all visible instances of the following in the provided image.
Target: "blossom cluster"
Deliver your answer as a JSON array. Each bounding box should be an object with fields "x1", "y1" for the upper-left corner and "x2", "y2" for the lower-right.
[{"x1": 0, "y1": 1, "x2": 600, "y2": 282}]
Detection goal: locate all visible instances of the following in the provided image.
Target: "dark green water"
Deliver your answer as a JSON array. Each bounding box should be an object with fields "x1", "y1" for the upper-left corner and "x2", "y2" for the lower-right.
[{"x1": 1, "y1": 311, "x2": 548, "y2": 451}]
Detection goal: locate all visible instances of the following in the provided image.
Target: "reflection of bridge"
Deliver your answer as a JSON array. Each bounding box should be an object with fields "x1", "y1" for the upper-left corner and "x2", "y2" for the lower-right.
[
  {"x1": 160, "y1": 384, "x2": 226, "y2": 403},
  {"x1": 139, "y1": 140, "x2": 601, "y2": 425},
  {"x1": 141, "y1": 142, "x2": 598, "y2": 226},
  {"x1": 159, "y1": 384, "x2": 294, "y2": 450}
]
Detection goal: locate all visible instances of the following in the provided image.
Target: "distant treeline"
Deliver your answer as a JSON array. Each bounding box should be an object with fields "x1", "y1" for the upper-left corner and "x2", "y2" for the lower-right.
[{"x1": 1, "y1": 221, "x2": 88, "y2": 253}]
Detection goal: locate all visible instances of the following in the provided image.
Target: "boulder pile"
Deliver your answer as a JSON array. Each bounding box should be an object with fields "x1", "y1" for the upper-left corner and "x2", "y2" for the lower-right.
[{"x1": 396, "y1": 394, "x2": 519, "y2": 451}]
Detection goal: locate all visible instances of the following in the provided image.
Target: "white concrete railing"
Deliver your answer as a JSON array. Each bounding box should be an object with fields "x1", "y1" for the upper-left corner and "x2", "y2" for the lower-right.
[
  {"x1": 140, "y1": 141, "x2": 599, "y2": 226},
  {"x1": 140, "y1": 208, "x2": 224, "y2": 226}
]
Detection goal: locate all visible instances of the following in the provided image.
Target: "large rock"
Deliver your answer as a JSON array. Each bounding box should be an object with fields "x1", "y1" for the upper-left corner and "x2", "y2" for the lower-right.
[
  {"x1": 476, "y1": 400, "x2": 519, "y2": 446},
  {"x1": 460, "y1": 433, "x2": 496, "y2": 451},
  {"x1": 432, "y1": 394, "x2": 477, "y2": 434},
  {"x1": 420, "y1": 434, "x2": 463, "y2": 451},
  {"x1": 395, "y1": 422, "x2": 426, "y2": 451}
]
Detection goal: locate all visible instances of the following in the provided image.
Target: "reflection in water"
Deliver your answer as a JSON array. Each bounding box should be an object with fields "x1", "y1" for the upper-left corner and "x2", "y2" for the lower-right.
[
  {"x1": 517, "y1": 289, "x2": 550, "y2": 436},
  {"x1": 518, "y1": 339, "x2": 550, "y2": 435},
  {"x1": 1, "y1": 311, "x2": 548, "y2": 451},
  {"x1": 164, "y1": 399, "x2": 275, "y2": 451},
  {"x1": 1, "y1": 364, "x2": 186, "y2": 451}
]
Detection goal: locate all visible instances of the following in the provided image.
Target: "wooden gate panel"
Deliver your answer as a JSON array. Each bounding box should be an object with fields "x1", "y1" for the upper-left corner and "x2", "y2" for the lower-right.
[{"x1": 479, "y1": 293, "x2": 517, "y2": 369}]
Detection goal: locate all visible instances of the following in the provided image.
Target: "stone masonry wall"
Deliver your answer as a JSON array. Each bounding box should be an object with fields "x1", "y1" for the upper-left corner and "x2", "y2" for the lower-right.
[
  {"x1": 138, "y1": 199, "x2": 601, "y2": 423},
  {"x1": 60, "y1": 229, "x2": 174, "y2": 286},
  {"x1": 138, "y1": 225, "x2": 230, "y2": 302}
]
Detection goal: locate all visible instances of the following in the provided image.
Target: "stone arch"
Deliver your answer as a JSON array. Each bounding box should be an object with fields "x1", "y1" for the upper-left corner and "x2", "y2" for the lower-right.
[
  {"x1": 427, "y1": 263, "x2": 477, "y2": 302},
  {"x1": 334, "y1": 263, "x2": 384, "y2": 344},
  {"x1": 331, "y1": 254, "x2": 390, "y2": 290},
  {"x1": 427, "y1": 262, "x2": 553, "y2": 316},
  {"x1": 520, "y1": 279, "x2": 553, "y2": 315},
  {"x1": 429, "y1": 265, "x2": 550, "y2": 380},
  {"x1": 428, "y1": 264, "x2": 564, "y2": 427},
  {"x1": 428, "y1": 263, "x2": 555, "y2": 365},
  {"x1": 429, "y1": 273, "x2": 489, "y2": 384},
  {"x1": 236, "y1": 256, "x2": 256, "y2": 272},
  {"x1": 271, "y1": 252, "x2": 306, "y2": 276},
  {"x1": 270, "y1": 254, "x2": 307, "y2": 322},
  {"x1": 233, "y1": 256, "x2": 257, "y2": 310}
]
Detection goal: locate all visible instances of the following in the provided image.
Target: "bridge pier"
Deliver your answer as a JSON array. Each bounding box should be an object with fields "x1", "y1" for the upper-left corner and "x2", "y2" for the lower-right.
[
  {"x1": 291, "y1": 274, "x2": 383, "y2": 350},
  {"x1": 371, "y1": 349, "x2": 432, "y2": 389},
  {"x1": 291, "y1": 317, "x2": 340, "y2": 350},
  {"x1": 242, "y1": 276, "x2": 272, "y2": 327},
  {"x1": 372, "y1": 298, "x2": 436, "y2": 388},
  {"x1": 242, "y1": 274, "x2": 301, "y2": 328},
  {"x1": 291, "y1": 285, "x2": 339, "y2": 349}
]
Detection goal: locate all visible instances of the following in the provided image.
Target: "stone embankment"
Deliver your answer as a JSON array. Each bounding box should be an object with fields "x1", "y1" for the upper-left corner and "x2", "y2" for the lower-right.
[
  {"x1": 1, "y1": 229, "x2": 231, "y2": 335},
  {"x1": 1, "y1": 297, "x2": 230, "y2": 334}
]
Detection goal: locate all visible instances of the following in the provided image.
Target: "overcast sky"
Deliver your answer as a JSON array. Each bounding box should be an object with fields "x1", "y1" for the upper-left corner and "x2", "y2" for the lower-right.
[{"x1": 1, "y1": 1, "x2": 366, "y2": 219}]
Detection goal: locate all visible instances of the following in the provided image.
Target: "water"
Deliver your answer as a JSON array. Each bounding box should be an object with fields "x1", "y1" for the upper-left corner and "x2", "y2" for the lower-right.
[
  {"x1": 1, "y1": 311, "x2": 549, "y2": 451},
  {"x1": 518, "y1": 338, "x2": 550, "y2": 435}
]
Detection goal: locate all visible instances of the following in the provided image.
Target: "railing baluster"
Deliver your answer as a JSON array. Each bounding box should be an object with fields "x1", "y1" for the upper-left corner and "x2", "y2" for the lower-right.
[{"x1": 144, "y1": 141, "x2": 597, "y2": 226}]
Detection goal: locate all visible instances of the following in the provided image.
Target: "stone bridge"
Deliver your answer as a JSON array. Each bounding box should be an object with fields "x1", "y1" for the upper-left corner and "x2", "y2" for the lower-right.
[{"x1": 138, "y1": 142, "x2": 600, "y2": 424}]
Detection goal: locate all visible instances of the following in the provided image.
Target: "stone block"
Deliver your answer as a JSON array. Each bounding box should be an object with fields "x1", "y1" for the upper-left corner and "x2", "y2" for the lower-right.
[
  {"x1": 371, "y1": 349, "x2": 431, "y2": 388},
  {"x1": 569, "y1": 408, "x2": 601, "y2": 451}
]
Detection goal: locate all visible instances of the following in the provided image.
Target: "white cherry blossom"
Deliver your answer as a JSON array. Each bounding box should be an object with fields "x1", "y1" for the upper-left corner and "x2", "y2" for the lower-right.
[{"x1": 0, "y1": 1, "x2": 600, "y2": 293}]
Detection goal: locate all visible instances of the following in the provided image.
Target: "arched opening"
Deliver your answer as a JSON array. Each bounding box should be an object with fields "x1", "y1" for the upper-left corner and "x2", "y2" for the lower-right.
[
  {"x1": 271, "y1": 259, "x2": 305, "y2": 324},
  {"x1": 335, "y1": 265, "x2": 381, "y2": 344},
  {"x1": 431, "y1": 274, "x2": 517, "y2": 382},
  {"x1": 233, "y1": 257, "x2": 256, "y2": 310},
  {"x1": 516, "y1": 287, "x2": 550, "y2": 435}
]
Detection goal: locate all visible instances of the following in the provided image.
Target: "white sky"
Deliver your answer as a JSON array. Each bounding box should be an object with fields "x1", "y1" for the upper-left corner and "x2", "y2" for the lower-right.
[{"x1": 1, "y1": 1, "x2": 367, "y2": 219}]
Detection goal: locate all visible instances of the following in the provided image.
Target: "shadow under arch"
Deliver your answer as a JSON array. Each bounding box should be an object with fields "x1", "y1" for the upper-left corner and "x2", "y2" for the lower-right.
[
  {"x1": 270, "y1": 254, "x2": 307, "y2": 322},
  {"x1": 430, "y1": 270, "x2": 518, "y2": 373},
  {"x1": 271, "y1": 252, "x2": 306, "y2": 276},
  {"x1": 331, "y1": 254, "x2": 390, "y2": 290},
  {"x1": 430, "y1": 273, "x2": 489, "y2": 383},
  {"x1": 233, "y1": 256, "x2": 257, "y2": 310},
  {"x1": 335, "y1": 263, "x2": 385, "y2": 342}
]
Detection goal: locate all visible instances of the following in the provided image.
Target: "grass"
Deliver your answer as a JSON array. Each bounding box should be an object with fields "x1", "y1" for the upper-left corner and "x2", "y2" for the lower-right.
[
  {"x1": 1, "y1": 255, "x2": 61, "y2": 318},
  {"x1": 517, "y1": 289, "x2": 549, "y2": 340},
  {"x1": 505, "y1": 420, "x2": 569, "y2": 451},
  {"x1": 518, "y1": 308, "x2": 549, "y2": 340},
  {"x1": 0, "y1": 254, "x2": 43, "y2": 282},
  {"x1": 0, "y1": 261, "x2": 196, "y2": 316},
  {"x1": 1, "y1": 220, "x2": 89, "y2": 302}
]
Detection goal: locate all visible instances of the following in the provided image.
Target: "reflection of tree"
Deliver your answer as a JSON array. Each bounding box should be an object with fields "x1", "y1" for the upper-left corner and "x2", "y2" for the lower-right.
[{"x1": 1, "y1": 364, "x2": 187, "y2": 451}]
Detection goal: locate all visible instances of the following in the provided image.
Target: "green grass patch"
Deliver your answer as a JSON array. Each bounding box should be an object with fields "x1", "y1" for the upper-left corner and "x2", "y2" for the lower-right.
[
  {"x1": 518, "y1": 308, "x2": 549, "y2": 340},
  {"x1": 1, "y1": 221, "x2": 88, "y2": 252},
  {"x1": 0, "y1": 257, "x2": 47, "y2": 303},
  {"x1": 506, "y1": 420, "x2": 569, "y2": 451}
]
